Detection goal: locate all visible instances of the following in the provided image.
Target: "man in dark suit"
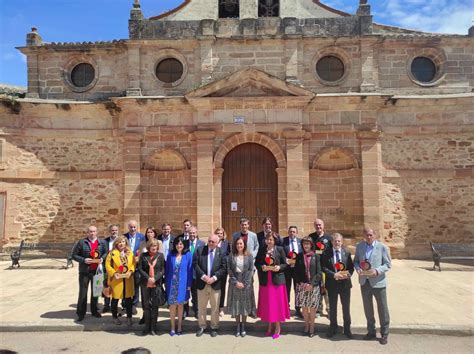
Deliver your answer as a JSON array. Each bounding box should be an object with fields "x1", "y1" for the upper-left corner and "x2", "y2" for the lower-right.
[
  {"x1": 124, "y1": 220, "x2": 145, "y2": 309},
  {"x1": 193, "y1": 234, "x2": 227, "y2": 337},
  {"x1": 322, "y1": 233, "x2": 354, "y2": 339},
  {"x1": 157, "y1": 223, "x2": 174, "y2": 260},
  {"x1": 185, "y1": 226, "x2": 205, "y2": 318},
  {"x1": 354, "y1": 227, "x2": 391, "y2": 345},
  {"x1": 177, "y1": 219, "x2": 193, "y2": 245},
  {"x1": 283, "y1": 225, "x2": 302, "y2": 318},
  {"x1": 72, "y1": 225, "x2": 108, "y2": 321},
  {"x1": 308, "y1": 218, "x2": 332, "y2": 317},
  {"x1": 256, "y1": 216, "x2": 283, "y2": 251}
]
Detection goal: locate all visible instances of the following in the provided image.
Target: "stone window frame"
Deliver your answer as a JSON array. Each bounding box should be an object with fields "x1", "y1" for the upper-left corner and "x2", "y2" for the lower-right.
[
  {"x1": 312, "y1": 46, "x2": 351, "y2": 87},
  {"x1": 62, "y1": 56, "x2": 99, "y2": 93},
  {"x1": 153, "y1": 49, "x2": 188, "y2": 88},
  {"x1": 407, "y1": 47, "x2": 446, "y2": 87}
]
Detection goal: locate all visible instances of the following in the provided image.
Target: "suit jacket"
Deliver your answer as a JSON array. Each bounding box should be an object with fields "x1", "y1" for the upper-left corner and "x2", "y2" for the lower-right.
[
  {"x1": 354, "y1": 240, "x2": 391, "y2": 288},
  {"x1": 165, "y1": 251, "x2": 193, "y2": 303},
  {"x1": 255, "y1": 246, "x2": 288, "y2": 286},
  {"x1": 137, "y1": 251, "x2": 165, "y2": 286},
  {"x1": 322, "y1": 247, "x2": 354, "y2": 290},
  {"x1": 227, "y1": 254, "x2": 254, "y2": 289},
  {"x1": 232, "y1": 231, "x2": 259, "y2": 259},
  {"x1": 294, "y1": 252, "x2": 322, "y2": 286},
  {"x1": 257, "y1": 231, "x2": 283, "y2": 250},
  {"x1": 282, "y1": 236, "x2": 302, "y2": 257},
  {"x1": 308, "y1": 231, "x2": 333, "y2": 255},
  {"x1": 72, "y1": 237, "x2": 108, "y2": 273},
  {"x1": 157, "y1": 234, "x2": 174, "y2": 259},
  {"x1": 218, "y1": 240, "x2": 231, "y2": 257},
  {"x1": 104, "y1": 236, "x2": 118, "y2": 252},
  {"x1": 193, "y1": 245, "x2": 228, "y2": 290},
  {"x1": 124, "y1": 232, "x2": 145, "y2": 256}
]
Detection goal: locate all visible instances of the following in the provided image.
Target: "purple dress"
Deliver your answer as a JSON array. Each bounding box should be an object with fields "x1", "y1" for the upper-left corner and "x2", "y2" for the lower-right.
[{"x1": 257, "y1": 271, "x2": 290, "y2": 322}]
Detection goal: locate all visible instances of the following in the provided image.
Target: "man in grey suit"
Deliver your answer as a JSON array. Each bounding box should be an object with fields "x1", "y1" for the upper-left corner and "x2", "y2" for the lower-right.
[
  {"x1": 354, "y1": 227, "x2": 391, "y2": 345},
  {"x1": 232, "y1": 217, "x2": 259, "y2": 259}
]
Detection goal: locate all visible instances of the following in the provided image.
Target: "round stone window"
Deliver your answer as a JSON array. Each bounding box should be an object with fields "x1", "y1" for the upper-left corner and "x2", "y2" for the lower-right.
[
  {"x1": 411, "y1": 57, "x2": 436, "y2": 83},
  {"x1": 70, "y1": 63, "x2": 95, "y2": 88},
  {"x1": 155, "y1": 58, "x2": 184, "y2": 84},
  {"x1": 316, "y1": 56, "x2": 345, "y2": 82}
]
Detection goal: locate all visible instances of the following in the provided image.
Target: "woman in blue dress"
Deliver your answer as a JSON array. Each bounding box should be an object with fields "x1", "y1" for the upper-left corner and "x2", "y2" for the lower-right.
[{"x1": 165, "y1": 237, "x2": 193, "y2": 336}]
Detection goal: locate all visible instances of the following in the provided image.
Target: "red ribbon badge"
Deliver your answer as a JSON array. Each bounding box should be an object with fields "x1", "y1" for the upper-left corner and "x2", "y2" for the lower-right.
[
  {"x1": 118, "y1": 264, "x2": 124, "y2": 273},
  {"x1": 288, "y1": 251, "x2": 296, "y2": 260},
  {"x1": 316, "y1": 242, "x2": 325, "y2": 251}
]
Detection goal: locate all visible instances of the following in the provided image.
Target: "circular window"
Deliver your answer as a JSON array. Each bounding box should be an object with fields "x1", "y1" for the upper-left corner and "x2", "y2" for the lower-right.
[
  {"x1": 156, "y1": 58, "x2": 184, "y2": 84},
  {"x1": 316, "y1": 56, "x2": 345, "y2": 82},
  {"x1": 411, "y1": 57, "x2": 436, "y2": 83},
  {"x1": 70, "y1": 63, "x2": 95, "y2": 88}
]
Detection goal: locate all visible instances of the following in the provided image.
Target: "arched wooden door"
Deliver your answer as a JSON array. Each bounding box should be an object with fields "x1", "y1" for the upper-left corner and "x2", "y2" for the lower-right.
[{"x1": 222, "y1": 143, "x2": 278, "y2": 236}]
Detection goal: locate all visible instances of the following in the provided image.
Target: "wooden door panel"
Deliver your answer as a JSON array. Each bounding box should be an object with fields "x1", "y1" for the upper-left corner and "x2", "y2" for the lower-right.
[{"x1": 222, "y1": 143, "x2": 278, "y2": 236}]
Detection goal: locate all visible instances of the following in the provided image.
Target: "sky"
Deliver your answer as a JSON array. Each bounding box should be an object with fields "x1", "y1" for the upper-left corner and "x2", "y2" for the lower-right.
[{"x1": 0, "y1": 0, "x2": 473, "y2": 86}]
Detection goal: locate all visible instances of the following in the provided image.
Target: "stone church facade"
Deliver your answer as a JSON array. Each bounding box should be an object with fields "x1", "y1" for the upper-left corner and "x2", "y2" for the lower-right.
[{"x1": 0, "y1": 0, "x2": 473, "y2": 257}]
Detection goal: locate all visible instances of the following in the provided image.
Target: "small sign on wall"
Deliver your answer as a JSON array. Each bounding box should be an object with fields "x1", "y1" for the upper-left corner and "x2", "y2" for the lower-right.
[
  {"x1": 234, "y1": 116, "x2": 245, "y2": 124},
  {"x1": 231, "y1": 202, "x2": 238, "y2": 211}
]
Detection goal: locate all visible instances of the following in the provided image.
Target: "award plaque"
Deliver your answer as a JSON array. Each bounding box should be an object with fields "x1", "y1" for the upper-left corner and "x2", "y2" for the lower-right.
[
  {"x1": 360, "y1": 260, "x2": 373, "y2": 276},
  {"x1": 335, "y1": 261, "x2": 349, "y2": 277},
  {"x1": 116, "y1": 264, "x2": 129, "y2": 278},
  {"x1": 315, "y1": 241, "x2": 325, "y2": 255},
  {"x1": 90, "y1": 249, "x2": 101, "y2": 263},
  {"x1": 287, "y1": 251, "x2": 297, "y2": 266},
  {"x1": 265, "y1": 255, "x2": 276, "y2": 271}
]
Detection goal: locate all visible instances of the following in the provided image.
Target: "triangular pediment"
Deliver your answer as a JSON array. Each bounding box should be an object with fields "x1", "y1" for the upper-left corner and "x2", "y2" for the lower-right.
[{"x1": 185, "y1": 68, "x2": 315, "y2": 99}]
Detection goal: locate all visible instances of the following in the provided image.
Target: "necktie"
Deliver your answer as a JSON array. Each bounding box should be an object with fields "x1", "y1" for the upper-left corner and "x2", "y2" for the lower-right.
[
  {"x1": 336, "y1": 250, "x2": 341, "y2": 262},
  {"x1": 291, "y1": 239, "x2": 296, "y2": 252},
  {"x1": 191, "y1": 242, "x2": 195, "y2": 254},
  {"x1": 209, "y1": 249, "x2": 214, "y2": 277}
]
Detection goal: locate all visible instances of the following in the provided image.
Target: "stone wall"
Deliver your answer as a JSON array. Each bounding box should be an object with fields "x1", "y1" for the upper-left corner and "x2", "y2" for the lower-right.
[{"x1": 0, "y1": 178, "x2": 122, "y2": 243}]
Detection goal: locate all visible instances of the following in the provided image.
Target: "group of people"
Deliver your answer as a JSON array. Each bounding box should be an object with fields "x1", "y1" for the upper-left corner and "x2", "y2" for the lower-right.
[{"x1": 72, "y1": 217, "x2": 391, "y2": 344}]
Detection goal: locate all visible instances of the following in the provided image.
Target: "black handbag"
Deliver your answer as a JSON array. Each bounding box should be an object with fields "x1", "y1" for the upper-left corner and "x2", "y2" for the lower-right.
[{"x1": 158, "y1": 284, "x2": 167, "y2": 306}]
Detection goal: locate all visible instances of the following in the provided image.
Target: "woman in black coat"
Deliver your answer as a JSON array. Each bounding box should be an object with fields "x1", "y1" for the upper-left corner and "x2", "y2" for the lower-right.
[
  {"x1": 254, "y1": 232, "x2": 290, "y2": 339},
  {"x1": 294, "y1": 236, "x2": 322, "y2": 337},
  {"x1": 137, "y1": 239, "x2": 165, "y2": 336}
]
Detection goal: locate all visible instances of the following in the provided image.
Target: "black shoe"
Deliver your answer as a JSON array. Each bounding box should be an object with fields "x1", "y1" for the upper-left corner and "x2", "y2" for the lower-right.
[
  {"x1": 380, "y1": 336, "x2": 388, "y2": 345},
  {"x1": 139, "y1": 317, "x2": 145, "y2": 325},
  {"x1": 326, "y1": 330, "x2": 336, "y2": 338},
  {"x1": 141, "y1": 329, "x2": 150, "y2": 336},
  {"x1": 240, "y1": 324, "x2": 246, "y2": 337},
  {"x1": 309, "y1": 332, "x2": 315, "y2": 338},
  {"x1": 176, "y1": 330, "x2": 183, "y2": 336},
  {"x1": 344, "y1": 331, "x2": 353, "y2": 339},
  {"x1": 76, "y1": 315, "x2": 85, "y2": 322},
  {"x1": 91, "y1": 312, "x2": 102, "y2": 318},
  {"x1": 210, "y1": 329, "x2": 218, "y2": 337},
  {"x1": 151, "y1": 329, "x2": 158, "y2": 336},
  {"x1": 196, "y1": 328, "x2": 205, "y2": 337},
  {"x1": 363, "y1": 333, "x2": 377, "y2": 340},
  {"x1": 102, "y1": 306, "x2": 110, "y2": 314},
  {"x1": 295, "y1": 310, "x2": 303, "y2": 318}
]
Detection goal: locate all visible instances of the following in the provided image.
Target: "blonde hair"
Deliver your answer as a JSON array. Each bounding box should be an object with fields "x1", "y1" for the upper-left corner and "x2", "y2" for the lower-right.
[
  {"x1": 113, "y1": 235, "x2": 131, "y2": 254},
  {"x1": 214, "y1": 227, "x2": 229, "y2": 241},
  {"x1": 147, "y1": 239, "x2": 160, "y2": 251}
]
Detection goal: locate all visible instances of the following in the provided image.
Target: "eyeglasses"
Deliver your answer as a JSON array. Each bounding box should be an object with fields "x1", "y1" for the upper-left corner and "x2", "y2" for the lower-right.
[{"x1": 208, "y1": 240, "x2": 216, "y2": 243}]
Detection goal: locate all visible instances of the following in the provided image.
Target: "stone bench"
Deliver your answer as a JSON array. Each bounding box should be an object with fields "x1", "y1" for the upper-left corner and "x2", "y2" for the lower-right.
[{"x1": 430, "y1": 241, "x2": 474, "y2": 271}]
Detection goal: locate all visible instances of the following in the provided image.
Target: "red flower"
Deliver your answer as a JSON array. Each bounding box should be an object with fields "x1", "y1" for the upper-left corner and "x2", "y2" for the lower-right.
[
  {"x1": 265, "y1": 256, "x2": 274, "y2": 265},
  {"x1": 288, "y1": 251, "x2": 295, "y2": 259},
  {"x1": 316, "y1": 242, "x2": 325, "y2": 250},
  {"x1": 118, "y1": 265, "x2": 124, "y2": 273},
  {"x1": 335, "y1": 262, "x2": 345, "y2": 271}
]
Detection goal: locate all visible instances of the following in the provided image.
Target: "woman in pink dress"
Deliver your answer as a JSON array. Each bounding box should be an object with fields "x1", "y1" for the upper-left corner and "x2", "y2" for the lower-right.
[{"x1": 255, "y1": 232, "x2": 290, "y2": 339}]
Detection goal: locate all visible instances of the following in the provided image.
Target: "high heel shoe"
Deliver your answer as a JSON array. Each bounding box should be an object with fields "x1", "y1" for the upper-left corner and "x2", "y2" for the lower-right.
[
  {"x1": 240, "y1": 323, "x2": 247, "y2": 337},
  {"x1": 272, "y1": 333, "x2": 280, "y2": 339},
  {"x1": 235, "y1": 323, "x2": 241, "y2": 337}
]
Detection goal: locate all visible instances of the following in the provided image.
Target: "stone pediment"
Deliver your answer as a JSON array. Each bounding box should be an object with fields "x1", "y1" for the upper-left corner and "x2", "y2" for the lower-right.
[{"x1": 187, "y1": 68, "x2": 314, "y2": 98}]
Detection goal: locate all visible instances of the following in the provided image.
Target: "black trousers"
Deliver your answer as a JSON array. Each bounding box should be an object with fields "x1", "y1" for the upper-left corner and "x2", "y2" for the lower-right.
[
  {"x1": 76, "y1": 271, "x2": 99, "y2": 317},
  {"x1": 327, "y1": 286, "x2": 351, "y2": 332},
  {"x1": 219, "y1": 274, "x2": 227, "y2": 309},
  {"x1": 141, "y1": 284, "x2": 160, "y2": 330},
  {"x1": 112, "y1": 298, "x2": 132, "y2": 319},
  {"x1": 185, "y1": 280, "x2": 199, "y2": 315},
  {"x1": 285, "y1": 267, "x2": 300, "y2": 311}
]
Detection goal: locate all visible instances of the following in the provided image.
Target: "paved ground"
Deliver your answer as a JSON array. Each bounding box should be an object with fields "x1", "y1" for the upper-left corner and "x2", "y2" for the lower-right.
[
  {"x1": 0, "y1": 258, "x2": 472, "y2": 336},
  {"x1": 1, "y1": 332, "x2": 473, "y2": 353}
]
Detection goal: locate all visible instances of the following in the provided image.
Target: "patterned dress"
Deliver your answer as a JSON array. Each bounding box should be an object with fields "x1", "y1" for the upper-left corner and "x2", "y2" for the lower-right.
[
  {"x1": 167, "y1": 257, "x2": 182, "y2": 305},
  {"x1": 226, "y1": 255, "x2": 256, "y2": 317}
]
